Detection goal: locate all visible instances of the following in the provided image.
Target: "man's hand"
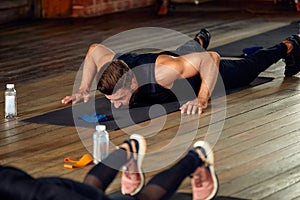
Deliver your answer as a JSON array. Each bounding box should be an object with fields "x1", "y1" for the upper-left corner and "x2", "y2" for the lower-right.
[
  {"x1": 179, "y1": 98, "x2": 208, "y2": 115},
  {"x1": 61, "y1": 90, "x2": 91, "y2": 105}
]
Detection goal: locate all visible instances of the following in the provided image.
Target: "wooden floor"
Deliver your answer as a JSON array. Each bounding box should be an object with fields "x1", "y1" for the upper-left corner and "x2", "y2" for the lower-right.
[{"x1": 1, "y1": 1, "x2": 300, "y2": 199}]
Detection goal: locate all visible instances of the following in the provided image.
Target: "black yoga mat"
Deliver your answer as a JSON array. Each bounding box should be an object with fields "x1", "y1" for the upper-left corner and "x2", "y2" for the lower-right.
[
  {"x1": 210, "y1": 21, "x2": 299, "y2": 57},
  {"x1": 22, "y1": 77, "x2": 273, "y2": 130},
  {"x1": 23, "y1": 96, "x2": 181, "y2": 130}
]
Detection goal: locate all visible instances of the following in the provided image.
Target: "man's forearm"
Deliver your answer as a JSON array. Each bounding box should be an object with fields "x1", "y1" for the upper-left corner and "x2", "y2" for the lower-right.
[
  {"x1": 79, "y1": 56, "x2": 97, "y2": 93},
  {"x1": 197, "y1": 52, "x2": 220, "y2": 104},
  {"x1": 197, "y1": 84, "x2": 210, "y2": 108}
]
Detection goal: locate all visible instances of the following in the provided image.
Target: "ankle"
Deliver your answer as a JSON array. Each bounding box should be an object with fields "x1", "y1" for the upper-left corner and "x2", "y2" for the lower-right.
[
  {"x1": 196, "y1": 36, "x2": 204, "y2": 47},
  {"x1": 188, "y1": 150, "x2": 203, "y2": 168},
  {"x1": 283, "y1": 40, "x2": 293, "y2": 54},
  {"x1": 118, "y1": 143, "x2": 131, "y2": 160}
]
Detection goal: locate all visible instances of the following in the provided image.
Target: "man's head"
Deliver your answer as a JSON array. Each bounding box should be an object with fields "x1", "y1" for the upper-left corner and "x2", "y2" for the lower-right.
[{"x1": 97, "y1": 60, "x2": 137, "y2": 108}]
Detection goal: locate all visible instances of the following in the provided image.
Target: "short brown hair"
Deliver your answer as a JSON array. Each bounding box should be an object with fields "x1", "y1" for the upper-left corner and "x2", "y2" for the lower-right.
[{"x1": 97, "y1": 60, "x2": 133, "y2": 95}]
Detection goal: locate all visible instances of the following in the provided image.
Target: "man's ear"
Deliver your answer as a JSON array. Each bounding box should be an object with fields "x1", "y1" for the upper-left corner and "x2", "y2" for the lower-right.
[{"x1": 131, "y1": 76, "x2": 138, "y2": 90}]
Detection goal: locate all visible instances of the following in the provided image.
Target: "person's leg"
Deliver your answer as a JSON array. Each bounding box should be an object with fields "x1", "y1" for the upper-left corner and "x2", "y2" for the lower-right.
[
  {"x1": 190, "y1": 141, "x2": 218, "y2": 200},
  {"x1": 172, "y1": 29, "x2": 211, "y2": 55},
  {"x1": 0, "y1": 166, "x2": 108, "y2": 200},
  {"x1": 84, "y1": 147, "x2": 128, "y2": 191},
  {"x1": 137, "y1": 140, "x2": 216, "y2": 200},
  {"x1": 36, "y1": 177, "x2": 110, "y2": 200},
  {"x1": 219, "y1": 42, "x2": 289, "y2": 89},
  {"x1": 0, "y1": 166, "x2": 37, "y2": 200},
  {"x1": 284, "y1": 35, "x2": 300, "y2": 76},
  {"x1": 120, "y1": 134, "x2": 147, "y2": 196},
  {"x1": 136, "y1": 151, "x2": 201, "y2": 200},
  {"x1": 85, "y1": 134, "x2": 146, "y2": 196}
]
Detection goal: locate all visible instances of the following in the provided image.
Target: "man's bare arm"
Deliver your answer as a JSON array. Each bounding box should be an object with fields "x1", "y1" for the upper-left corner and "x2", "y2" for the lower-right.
[
  {"x1": 156, "y1": 51, "x2": 220, "y2": 114},
  {"x1": 61, "y1": 44, "x2": 115, "y2": 104},
  {"x1": 179, "y1": 51, "x2": 220, "y2": 114}
]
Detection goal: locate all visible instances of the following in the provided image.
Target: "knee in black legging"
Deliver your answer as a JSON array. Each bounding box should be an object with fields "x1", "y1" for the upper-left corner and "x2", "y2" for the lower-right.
[{"x1": 0, "y1": 166, "x2": 37, "y2": 200}]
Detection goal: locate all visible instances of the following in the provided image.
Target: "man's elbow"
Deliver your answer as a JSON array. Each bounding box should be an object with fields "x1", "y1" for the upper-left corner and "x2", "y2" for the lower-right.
[{"x1": 208, "y1": 52, "x2": 220, "y2": 63}]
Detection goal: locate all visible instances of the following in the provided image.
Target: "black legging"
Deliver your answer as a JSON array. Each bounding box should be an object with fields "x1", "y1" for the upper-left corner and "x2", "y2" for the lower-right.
[
  {"x1": 0, "y1": 166, "x2": 107, "y2": 200},
  {"x1": 218, "y1": 43, "x2": 287, "y2": 89},
  {"x1": 174, "y1": 39, "x2": 287, "y2": 90},
  {"x1": 0, "y1": 150, "x2": 202, "y2": 200}
]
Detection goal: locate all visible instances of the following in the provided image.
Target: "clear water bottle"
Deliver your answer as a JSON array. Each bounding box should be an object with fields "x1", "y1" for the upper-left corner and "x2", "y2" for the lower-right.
[
  {"x1": 5, "y1": 84, "x2": 17, "y2": 119},
  {"x1": 93, "y1": 125, "x2": 109, "y2": 164}
]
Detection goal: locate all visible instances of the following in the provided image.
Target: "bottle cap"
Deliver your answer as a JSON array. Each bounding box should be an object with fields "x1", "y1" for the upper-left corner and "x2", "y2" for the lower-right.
[
  {"x1": 6, "y1": 84, "x2": 15, "y2": 89},
  {"x1": 96, "y1": 125, "x2": 106, "y2": 131}
]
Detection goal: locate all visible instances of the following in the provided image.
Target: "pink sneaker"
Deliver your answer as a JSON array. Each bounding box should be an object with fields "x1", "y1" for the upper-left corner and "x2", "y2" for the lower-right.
[
  {"x1": 120, "y1": 134, "x2": 146, "y2": 196},
  {"x1": 191, "y1": 141, "x2": 218, "y2": 200}
]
